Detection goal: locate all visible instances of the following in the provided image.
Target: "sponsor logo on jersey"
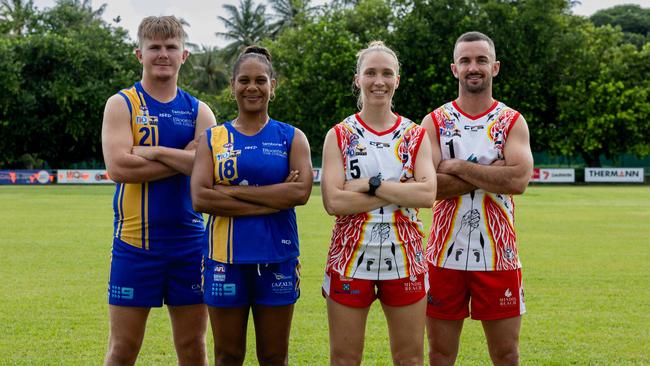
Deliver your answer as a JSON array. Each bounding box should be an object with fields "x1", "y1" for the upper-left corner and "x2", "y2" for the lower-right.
[
  {"x1": 369, "y1": 141, "x2": 390, "y2": 148},
  {"x1": 216, "y1": 150, "x2": 241, "y2": 161},
  {"x1": 135, "y1": 115, "x2": 158, "y2": 125},
  {"x1": 244, "y1": 145, "x2": 257, "y2": 150},
  {"x1": 465, "y1": 125, "x2": 485, "y2": 131},
  {"x1": 159, "y1": 112, "x2": 172, "y2": 118}
]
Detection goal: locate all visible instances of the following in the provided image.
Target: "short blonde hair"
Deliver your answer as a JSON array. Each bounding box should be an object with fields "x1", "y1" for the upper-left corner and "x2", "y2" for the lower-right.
[
  {"x1": 137, "y1": 16, "x2": 187, "y2": 47},
  {"x1": 355, "y1": 40, "x2": 400, "y2": 110}
]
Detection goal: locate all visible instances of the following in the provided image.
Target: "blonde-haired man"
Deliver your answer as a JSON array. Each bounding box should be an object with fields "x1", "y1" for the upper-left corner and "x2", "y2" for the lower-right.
[{"x1": 101, "y1": 16, "x2": 216, "y2": 366}]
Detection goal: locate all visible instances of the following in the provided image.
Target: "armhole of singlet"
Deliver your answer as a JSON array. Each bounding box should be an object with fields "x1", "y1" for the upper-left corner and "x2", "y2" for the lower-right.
[{"x1": 429, "y1": 111, "x2": 441, "y2": 144}]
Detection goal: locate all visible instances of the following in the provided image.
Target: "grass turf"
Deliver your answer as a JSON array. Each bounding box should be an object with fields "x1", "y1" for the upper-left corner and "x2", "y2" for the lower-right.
[{"x1": 0, "y1": 185, "x2": 649, "y2": 365}]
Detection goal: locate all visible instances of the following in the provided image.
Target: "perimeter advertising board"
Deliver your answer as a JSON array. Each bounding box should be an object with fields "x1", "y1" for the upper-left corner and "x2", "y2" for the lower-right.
[
  {"x1": 56, "y1": 170, "x2": 114, "y2": 184},
  {"x1": 584, "y1": 168, "x2": 644, "y2": 183},
  {"x1": 530, "y1": 168, "x2": 575, "y2": 183}
]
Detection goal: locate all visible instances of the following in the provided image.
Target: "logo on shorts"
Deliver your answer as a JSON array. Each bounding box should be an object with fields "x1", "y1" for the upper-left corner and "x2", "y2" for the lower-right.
[
  {"x1": 499, "y1": 287, "x2": 517, "y2": 307},
  {"x1": 342, "y1": 283, "x2": 351, "y2": 292},
  {"x1": 271, "y1": 279, "x2": 294, "y2": 295},
  {"x1": 214, "y1": 264, "x2": 226, "y2": 273},
  {"x1": 109, "y1": 285, "x2": 134, "y2": 300},
  {"x1": 273, "y1": 272, "x2": 288, "y2": 280},
  {"x1": 191, "y1": 284, "x2": 202, "y2": 294},
  {"x1": 211, "y1": 283, "x2": 236, "y2": 297},
  {"x1": 403, "y1": 278, "x2": 423, "y2": 293},
  {"x1": 213, "y1": 274, "x2": 226, "y2": 282}
]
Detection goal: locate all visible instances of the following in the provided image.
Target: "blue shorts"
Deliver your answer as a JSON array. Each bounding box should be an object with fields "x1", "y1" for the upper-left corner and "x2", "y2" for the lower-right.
[
  {"x1": 203, "y1": 258, "x2": 300, "y2": 307},
  {"x1": 108, "y1": 238, "x2": 204, "y2": 307}
]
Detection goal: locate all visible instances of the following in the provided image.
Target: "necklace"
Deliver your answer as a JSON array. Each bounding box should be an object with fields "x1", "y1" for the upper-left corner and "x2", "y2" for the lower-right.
[{"x1": 232, "y1": 116, "x2": 270, "y2": 135}]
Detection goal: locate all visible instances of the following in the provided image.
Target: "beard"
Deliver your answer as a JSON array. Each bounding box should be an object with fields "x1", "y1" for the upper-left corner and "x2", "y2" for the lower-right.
[{"x1": 461, "y1": 74, "x2": 491, "y2": 94}]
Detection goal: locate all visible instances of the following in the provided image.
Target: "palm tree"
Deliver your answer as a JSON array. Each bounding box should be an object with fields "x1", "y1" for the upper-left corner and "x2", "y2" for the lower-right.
[
  {"x1": 216, "y1": 0, "x2": 270, "y2": 62},
  {"x1": 190, "y1": 45, "x2": 229, "y2": 94},
  {"x1": 0, "y1": 0, "x2": 35, "y2": 36},
  {"x1": 268, "y1": 0, "x2": 315, "y2": 37}
]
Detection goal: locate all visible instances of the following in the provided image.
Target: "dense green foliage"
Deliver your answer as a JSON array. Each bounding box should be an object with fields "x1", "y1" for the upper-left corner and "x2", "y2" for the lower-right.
[
  {"x1": 1, "y1": 186, "x2": 649, "y2": 364},
  {"x1": 1, "y1": 0, "x2": 649, "y2": 167}
]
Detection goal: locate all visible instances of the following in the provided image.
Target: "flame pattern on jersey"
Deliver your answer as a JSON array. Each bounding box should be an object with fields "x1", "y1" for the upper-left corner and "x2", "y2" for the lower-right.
[
  {"x1": 426, "y1": 197, "x2": 460, "y2": 266},
  {"x1": 427, "y1": 101, "x2": 522, "y2": 271},
  {"x1": 326, "y1": 114, "x2": 427, "y2": 280},
  {"x1": 484, "y1": 194, "x2": 518, "y2": 270}
]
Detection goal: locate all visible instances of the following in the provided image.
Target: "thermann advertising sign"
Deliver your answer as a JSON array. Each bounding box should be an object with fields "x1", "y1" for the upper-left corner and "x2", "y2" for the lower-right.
[
  {"x1": 530, "y1": 168, "x2": 575, "y2": 183},
  {"x1": 57, "y1": 170, "x2": 114, "y2": 184},
  {"x1": 584, "y1": 168, "x2": 644, "y2": 183}
]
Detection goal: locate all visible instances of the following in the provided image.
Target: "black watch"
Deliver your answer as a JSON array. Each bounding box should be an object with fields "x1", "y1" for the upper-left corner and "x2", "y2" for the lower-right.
[{"x1": 368, "y1": 174, "x2": 382, "y2": 196}]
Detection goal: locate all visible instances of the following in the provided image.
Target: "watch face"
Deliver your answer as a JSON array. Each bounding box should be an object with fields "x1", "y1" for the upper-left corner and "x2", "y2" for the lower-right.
[{"x1": 370, "y1": 176, "x2": 381, "y2": 187}]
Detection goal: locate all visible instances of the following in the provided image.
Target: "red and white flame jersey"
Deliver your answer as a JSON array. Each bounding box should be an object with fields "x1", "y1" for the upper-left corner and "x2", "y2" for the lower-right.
[
  {"x1": 326, "y1": 113, "x2": 428, "y2": 280},
  {"x1": 426, "y1": 101, "x2": 522, "y2": 271}
]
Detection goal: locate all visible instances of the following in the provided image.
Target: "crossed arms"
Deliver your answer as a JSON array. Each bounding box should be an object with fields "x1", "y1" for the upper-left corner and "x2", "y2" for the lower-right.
[
  {"x1": 190, "y1": 129, "x2": 313, "y2": 217},
  {"x1": 321, "y1": 129, "x2": 437, "y2": 216},
  {"x1": 420, "y1": 114, "x2": 534, "y2": 200},
  {"x1": 101, "y1": 94, "x2": 216, "y2": 183}
]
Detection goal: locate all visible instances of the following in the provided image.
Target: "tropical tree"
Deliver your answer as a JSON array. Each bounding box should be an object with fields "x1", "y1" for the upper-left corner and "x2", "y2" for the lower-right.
[
  {"x1": 590, "y1": 4, "x2": 650, "y2": 48},
  {"x1": 0, "y1": 0, "x2": 35, "y2": 36},
  {"x1": 188, "y1": 45, "x2": 229, "y2": 94},
  {"x1": 552, "y1": 22, "x2": 650, "y2": 166},
  {"x1": 0, "y1": 1, "x2": 138, "y2": 168},
  {"x1": 216, "y1": 0, "x2": 269, "y2": 62},
  {"x1": 268, "y1": 0, "x2": 315, "y2": 37}
]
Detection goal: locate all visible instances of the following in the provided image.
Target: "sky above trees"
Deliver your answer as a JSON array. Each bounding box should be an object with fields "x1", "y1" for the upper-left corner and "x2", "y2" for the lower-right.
[{"x1": 31, "y1": 0, "x2": 650, "y2": 47}]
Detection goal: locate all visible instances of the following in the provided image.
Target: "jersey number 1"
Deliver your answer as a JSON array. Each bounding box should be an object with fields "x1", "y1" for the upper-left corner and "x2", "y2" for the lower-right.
[{"x1": 445, "y1": 140, "x2": 456, "y2": 159}]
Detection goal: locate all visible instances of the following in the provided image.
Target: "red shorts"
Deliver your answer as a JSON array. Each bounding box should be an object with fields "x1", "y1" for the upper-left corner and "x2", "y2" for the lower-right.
[
  {"x1": 426, "y1": 265, "x2": 525, "y2": 320},
  {"x1": 322, "y1": 271, "x2": 428, "y2": 308}
]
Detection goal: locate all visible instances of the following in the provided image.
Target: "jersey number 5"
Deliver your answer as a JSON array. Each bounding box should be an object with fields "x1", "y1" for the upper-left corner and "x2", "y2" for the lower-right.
[{"x1": 349, "y1": 158, "x2": 361, "y2": 179}]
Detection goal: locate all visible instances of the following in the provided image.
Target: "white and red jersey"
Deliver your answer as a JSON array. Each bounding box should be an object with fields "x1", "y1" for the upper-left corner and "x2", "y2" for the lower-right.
[
  {"x1": 326, "y1": 113, "x2": 428, "y2": 280},
  {"x1": 426, "y1": 100, "x2": 522, "y2": 271}
]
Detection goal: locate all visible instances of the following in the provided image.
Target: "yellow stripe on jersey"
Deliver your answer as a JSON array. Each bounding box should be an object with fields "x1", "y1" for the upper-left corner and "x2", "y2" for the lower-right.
[
  {"x1": 210, "y1": 126, "x2": 239, "y2": 184},
  {"x1": 115, "y1": 183, "x2": 125, "y2": 238},
  {"x1": 208, "y1": 125, "x2": 237, "y2": 262},
  {"x1": 210, "y1": 216, "x2": 234, "y2": 263},
  {"x1": 118, "y1": 182, "x2": 144, "y2": 248},
  {"x1": 114, "y1": 87, "x2": 152, "y2": 249}
]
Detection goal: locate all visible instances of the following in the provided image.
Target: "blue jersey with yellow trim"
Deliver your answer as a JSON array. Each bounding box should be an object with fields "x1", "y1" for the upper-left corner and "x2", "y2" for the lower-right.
[
  {"x1": 205, "y1": 119, "x2": 299, "y2": 263},
  {"x1": 112, "y1": 82, "x2": 204, "y2": 249}
]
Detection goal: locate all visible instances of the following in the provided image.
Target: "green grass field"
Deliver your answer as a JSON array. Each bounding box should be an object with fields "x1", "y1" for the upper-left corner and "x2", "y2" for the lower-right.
[{"x1": 1, "y1": 185, "x2": 649, "y2": 365}]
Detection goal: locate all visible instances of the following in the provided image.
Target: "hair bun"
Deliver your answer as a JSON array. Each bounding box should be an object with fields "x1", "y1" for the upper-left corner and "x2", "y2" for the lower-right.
[
  {"x1": 367, "y1": 40, "x2": 386, "y2": 48},
  {"x1": 242, "y1": 45, "x2": 272, "y2": 62}
]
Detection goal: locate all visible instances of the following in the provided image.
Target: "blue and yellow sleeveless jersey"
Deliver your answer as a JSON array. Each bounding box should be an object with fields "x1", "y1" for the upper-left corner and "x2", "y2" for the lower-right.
[
  {"x1": 112, "y1": 82, "x2": 204, "y2": 250},
  {"x1": 205, "y1": 119, "x2": 299, "y2": 263}
]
